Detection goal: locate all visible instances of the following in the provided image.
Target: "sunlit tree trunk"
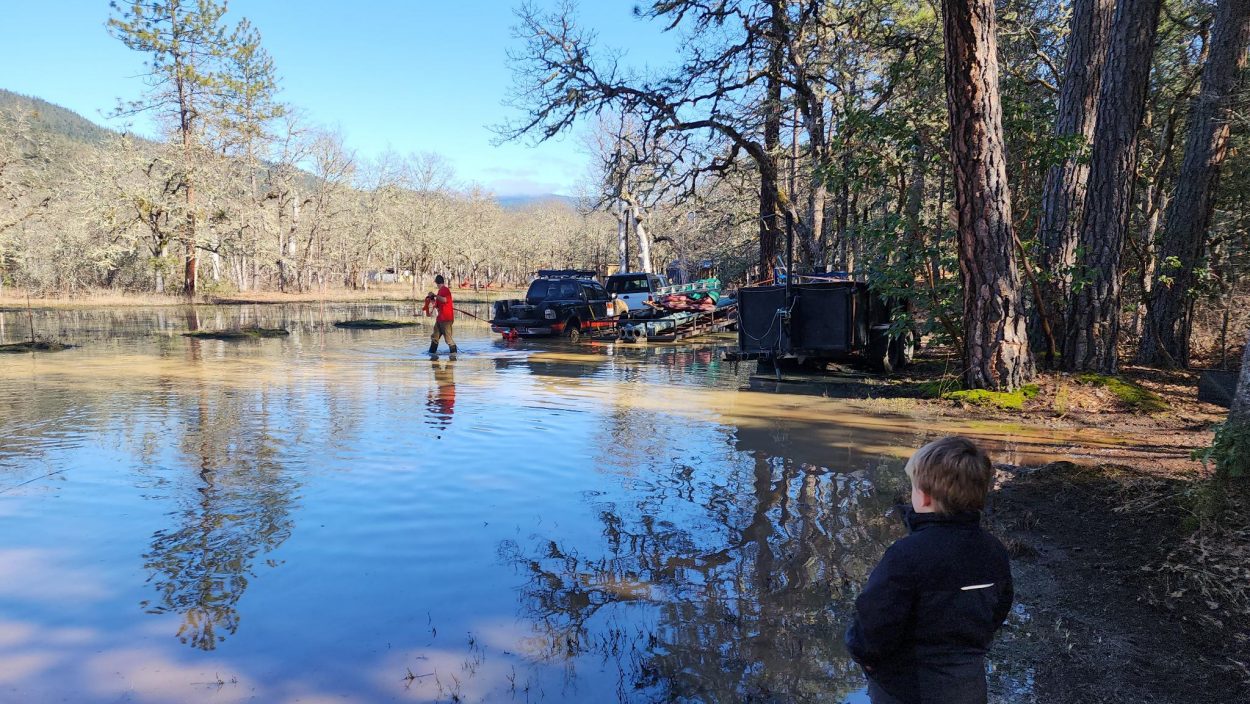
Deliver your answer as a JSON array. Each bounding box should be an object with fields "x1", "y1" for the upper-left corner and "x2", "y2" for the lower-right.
[
  {"x1": 808, "y1": 182, "x2": 827, "y2": 270},
  {"x1": 154, "y1": 243, "x2": 167, "y2": 295},
  {"x1": 904, "y1": 138, "x2": 928, "y2": 316},
  {"x1": 1034, "y1": 0, "x2": 1113, "y2": 345},
  {"x1": 632, "y1": 206, "x2": 654, "y2": 274},
  {"x1": 760, "y1": 40, "x2": 784, "y2": 280},
  {"x1": 1064, "y1": 0, "x2": 1163, "y2": 373},
  {"x1": 837, "y1": 151, "x2": 852, "y2": 273},
  {"x1": 759, "y1": 176, "x2": 783, "y2": 279},
  {"x1": 181, "y1": 119, "x2": 198, "y2": 297},
  {"x1": 616, "y1": 199, "x2": 628, "y2": 271},
  {"x1": 1233, "y1": 327, "x2": 1250, "y2": 422},
  {"x1": 942, "y1": 0, "x2": 1035, "y2": 390},
  {"x1": 1139, "y1": 0, "x2": 1250, "y2": 367}
]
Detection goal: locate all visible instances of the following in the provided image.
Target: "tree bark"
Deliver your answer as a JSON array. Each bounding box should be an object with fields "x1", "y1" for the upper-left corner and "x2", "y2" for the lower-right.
[
  {"x1": 1064, "y1": 0, "x2": 1164, "y2": 373},
  {"x1": 837, "y1": 150, "x2": 852, "y2": 273},
  {"x1": 1139, "y1": 0, "x2": 1250, "y2": 367},
  {"x1": 942, "y1": 0, "x2": 1035, "y2": 390},
  {"x1": 632, "y1": 205, "x2": 654, "y2": 274},
  {"x1": 616, "y1": 199, "x2": 628, "y2": 272},
  {"x1": 759, "y1": 4, "x2": 785, "y2": 281},
  {"x1": 808, "y1": 181, "x2": 827, "y2": 270},
  {"x1": 177, "y1": 43, "x2": 198, "y2": 299},
  {"x1": 1034, "y1": 0, "x2": 1114, "y2": 345},
  {"x1": 1233, "y1": 327, "x2": 1250, "y2": 423}
]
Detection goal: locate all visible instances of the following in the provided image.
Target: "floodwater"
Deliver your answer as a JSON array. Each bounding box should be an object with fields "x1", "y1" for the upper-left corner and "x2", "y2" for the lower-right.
[{"x1": 0, "y1": 303, "x2": 1179, "y2": 703}]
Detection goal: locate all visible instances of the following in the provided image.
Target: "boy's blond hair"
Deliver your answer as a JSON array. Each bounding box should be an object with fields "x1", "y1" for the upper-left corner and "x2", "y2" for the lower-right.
[{"x1": 904, "y1": 436, "x2": 994, "y2": 513}]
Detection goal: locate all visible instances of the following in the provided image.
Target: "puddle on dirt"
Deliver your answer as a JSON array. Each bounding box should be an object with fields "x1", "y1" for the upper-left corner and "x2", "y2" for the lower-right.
[{"x1": 0, "y1": 304, "x2": 1172, "y2": 702}]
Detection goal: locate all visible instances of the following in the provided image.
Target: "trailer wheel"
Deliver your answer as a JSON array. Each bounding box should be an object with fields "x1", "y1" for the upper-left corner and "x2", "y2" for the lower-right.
[
  {"x1": 564, "y1": 321, "x2": 582, "y2": 344},
  {"x1": 868, "y1": 328, "x2": 894, "y2": 373},
  {"x1": 888, "y1": 331, "x2": 915, "y2": 370}
]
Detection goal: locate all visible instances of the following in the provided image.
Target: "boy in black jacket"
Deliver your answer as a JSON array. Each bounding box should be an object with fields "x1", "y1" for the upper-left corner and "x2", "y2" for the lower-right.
[{"x1": 845, "y1": 436, "x2": 1013, "y2": 704}]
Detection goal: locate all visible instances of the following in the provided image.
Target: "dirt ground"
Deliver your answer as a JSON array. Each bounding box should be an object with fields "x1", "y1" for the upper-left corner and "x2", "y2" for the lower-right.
[
  {"x1": 758, "y1": 353, "x2": 1247, "y2": 702},
  {"x1": 932, "y1": 363, "x2": 1248, "y2": 704},
  {"x1": 850, "y1": 358, "x2": 1247, "y2": 703},
  {"x1": 988, "y1": 463, "x2": 1249, "y2": 704},
  {"x1": 901, "y1": 362, "x2": 1228, "y2": 469}
]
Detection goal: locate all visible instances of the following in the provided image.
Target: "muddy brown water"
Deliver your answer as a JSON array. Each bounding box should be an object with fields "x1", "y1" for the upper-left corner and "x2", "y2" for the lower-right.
[{"x1": 0, "y1": 304, "x2": 1180, "y2": 703}]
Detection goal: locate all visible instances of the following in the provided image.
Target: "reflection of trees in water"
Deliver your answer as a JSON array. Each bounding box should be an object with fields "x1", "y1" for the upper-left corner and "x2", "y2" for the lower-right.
[
  {"x1": 142, "y1": 385, "x2": 299, "y2": 651},
  {"x1": 503, "y1": 449, "x2": 904, "y2": 702}
]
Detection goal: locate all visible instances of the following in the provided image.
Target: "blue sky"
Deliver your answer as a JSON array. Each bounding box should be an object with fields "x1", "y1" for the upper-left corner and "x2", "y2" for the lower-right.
[{"x1": 0, "y1": 1, "x2": 681, "y2": 196}]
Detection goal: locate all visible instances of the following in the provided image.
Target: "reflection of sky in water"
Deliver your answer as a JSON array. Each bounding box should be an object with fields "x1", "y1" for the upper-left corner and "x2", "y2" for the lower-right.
[{"x1": 0, "y1": 304, "x2": 1174, "y2": 702}]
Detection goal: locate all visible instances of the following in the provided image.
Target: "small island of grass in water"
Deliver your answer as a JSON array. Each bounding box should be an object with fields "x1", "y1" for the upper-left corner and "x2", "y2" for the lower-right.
[
  {"x1": 333, "y1": 319, "x2": 421, "y2": 329},
  {"x1": 0, "y1": 339, "x2": 71, "y2": 353},
  {"x1": 183, "y1": 328, "x2": 290, "y2": 341}
]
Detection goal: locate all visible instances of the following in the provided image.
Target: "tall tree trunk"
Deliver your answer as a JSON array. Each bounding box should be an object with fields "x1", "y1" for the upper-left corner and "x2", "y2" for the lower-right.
[
  {"x1": 154, "y1": 243, "x2": 166, "y2": 294},
  {"x1": 1127, "y1": 105, "x2": 1179, "y2": 344},
  {"x1": 758, "y1": 158, "x2": 782, "y2": 281},
  {"x1": 942, "y1": 0, "x2": 1035, "y2": 390},
  {"x1": 759, "y1": 17, "x2": 784, "y2": 281},
  {"x1": 180, "y1": 94, "x2": 198, "y2": 298},
  {"x1": 633, "y1": 206, "x2": 654, "y2": 274},
  {"x1": 837, "y1": 151, "x2": 852, "y2": 273},
  {"x1": 808, "y1": 182, "x2": 827, "y2": 270},
  {"x1": 933, "y1": 158, "x2": 948, "y2": 289},
  {"x1": 752, "y1": 0, "x2": 787, "y2": 281},
  {"x1": 1139, "y1": 0, "x2": 1250, "y2": 367},
  {"x1": 616, "y1": 199, "x2": 628, "y2": 271},
  {"x1": 1233, "y1": 327, "x2": 1250, "y2": 422},
  {"x1": 904, "y1": 138, "x2": 926, "y2": 270},
  {"x1": 1064, "y1": 0, "x2": 1164, "y2": 373},
  {"x1": 1034, "y1": 0, "x2": 1114, "y2": 346}
]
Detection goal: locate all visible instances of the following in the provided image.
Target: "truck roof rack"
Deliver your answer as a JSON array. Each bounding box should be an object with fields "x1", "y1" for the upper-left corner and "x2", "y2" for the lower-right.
[{"x1": 536, "y1": 269, "x2": 599, "y2": 279}]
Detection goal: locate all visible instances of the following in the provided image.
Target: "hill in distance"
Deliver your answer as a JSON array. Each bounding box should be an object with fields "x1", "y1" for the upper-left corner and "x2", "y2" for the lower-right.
[
  {"x1": 495, "y1": 193, "x2": 581, "y2": 209},
  {"x1": 1, "y1": 88, "x2": 580, "y2": 209},
  {"x1": 0, "y1": 89, "x2": 117, "y2": 145}
]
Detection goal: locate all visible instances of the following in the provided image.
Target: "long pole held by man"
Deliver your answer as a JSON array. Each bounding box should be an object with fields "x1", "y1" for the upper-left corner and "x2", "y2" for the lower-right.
[{"x1": 427, "y1": 275, "x2": 457, "y2": 356}]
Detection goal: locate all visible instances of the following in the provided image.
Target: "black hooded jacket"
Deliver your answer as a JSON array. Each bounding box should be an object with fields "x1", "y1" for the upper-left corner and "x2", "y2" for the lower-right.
[{"x1": 844, "y1": 509, "x2": 1013, "y2": 704}]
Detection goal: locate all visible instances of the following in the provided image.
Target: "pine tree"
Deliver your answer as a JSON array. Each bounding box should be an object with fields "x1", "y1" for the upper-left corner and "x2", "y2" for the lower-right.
[
  {"x1": 1064, "y1": 0, "x2": 1164, "y2": 372},
  {"x1": 942, "y1": 0, "x2": 1035, "y2": 390},
  {"x1": 109, "y1": 0, "x2": 233, "y2": 297},
  {"x1": 1139, "y1": 0, "x2": 1250, "y2": 367}
]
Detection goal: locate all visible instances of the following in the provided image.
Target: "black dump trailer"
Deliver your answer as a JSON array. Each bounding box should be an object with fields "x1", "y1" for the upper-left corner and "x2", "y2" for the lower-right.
[{"x1": 735, "y1": 280, "x2": 911, "y2": 372}]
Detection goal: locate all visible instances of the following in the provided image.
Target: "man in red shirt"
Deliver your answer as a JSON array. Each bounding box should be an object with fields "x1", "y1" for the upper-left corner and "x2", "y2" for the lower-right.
[{"x1": 426, "y1": 274, "x2": 457, "y2": 355}]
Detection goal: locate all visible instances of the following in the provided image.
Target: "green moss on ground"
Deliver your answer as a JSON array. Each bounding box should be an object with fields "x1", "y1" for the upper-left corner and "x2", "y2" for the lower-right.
[
  {"x1": 943, "y1": 384, "x2": 1040, "y2": 411},
  {"x1": 915, "y1": 378, "x2": 962, "y2": 398},
  {"x1": 333, "y1": 319, "x2": 421, "y2": 329},
  {"x1": 183, "y1": 327, "x2": 289, "y2": 340},
  {"x1": 1076, "y1": 373, "x2": 1168, "y2": 413},
  {"x1": 0, "y1": 340, "x2": 70, "y2": 353}
]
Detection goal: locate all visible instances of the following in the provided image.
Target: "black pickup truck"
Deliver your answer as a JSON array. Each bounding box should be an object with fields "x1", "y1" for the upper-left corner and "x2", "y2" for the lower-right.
[{"x1": 490, "y1": 271, "x2": 615, "y2": 343}]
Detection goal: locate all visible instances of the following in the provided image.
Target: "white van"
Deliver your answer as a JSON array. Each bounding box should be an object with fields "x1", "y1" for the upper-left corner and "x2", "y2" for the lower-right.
[{"x1": 605, "y1": 272, "x2": 669, "y2": 313}]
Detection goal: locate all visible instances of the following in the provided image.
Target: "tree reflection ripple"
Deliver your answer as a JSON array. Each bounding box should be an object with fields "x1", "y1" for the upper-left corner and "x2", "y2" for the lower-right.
[
  {"x1": 140, "y1": 380, "x2": 300, "y2": 651},
  {"x1": 503, "y1": 448, "x2": 906, "y2": 703}
]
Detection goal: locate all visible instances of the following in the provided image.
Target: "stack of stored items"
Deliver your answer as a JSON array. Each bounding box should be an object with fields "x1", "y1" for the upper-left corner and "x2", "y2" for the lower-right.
[{"x1": 649, "y1": 278, "x2": 721, "y2": 312}]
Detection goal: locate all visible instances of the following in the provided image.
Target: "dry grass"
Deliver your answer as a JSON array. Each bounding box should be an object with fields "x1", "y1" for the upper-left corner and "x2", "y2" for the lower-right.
[
  {"x1": 1103, "y1": 472, "x2": 1250, "y2": 649},
  {"x1": 0, "y1": 289, "x2": 195, "y2": 308},
  {"x1": 0, "y1": 339, "x2": 71, "y2": 353},
  {"x1": 1161, "y1": 520, "x2": 1250, "y2": 619},
  {"x1": 183, "y1": 327, "x2": 290, "y2": 340},
  {"x1": 333, "y1": 318, "x2": 423, "y2": 329}
]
